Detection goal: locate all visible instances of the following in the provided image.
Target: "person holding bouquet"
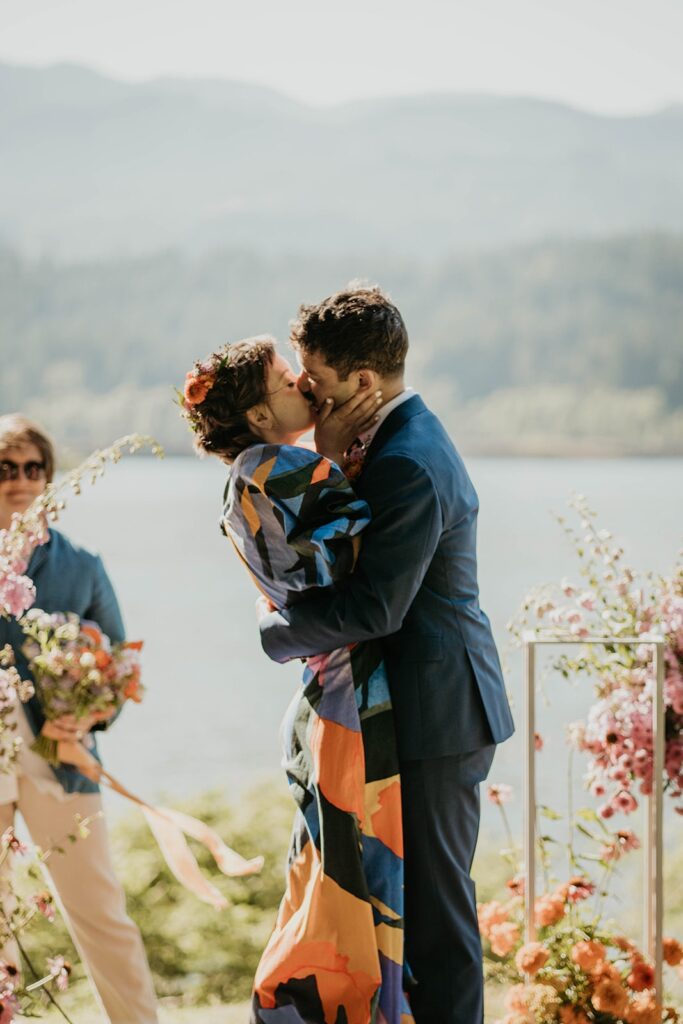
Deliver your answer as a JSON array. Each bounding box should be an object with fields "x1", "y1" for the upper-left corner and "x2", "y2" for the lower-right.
[{"x1": 0, "y1": 414, "x2": 158, "y2": 1024}]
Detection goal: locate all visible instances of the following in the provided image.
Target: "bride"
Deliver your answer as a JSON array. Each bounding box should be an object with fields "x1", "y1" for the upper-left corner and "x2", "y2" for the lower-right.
[{"x1": 179, "y1": 336, "x2": 413, "y2": 1024}]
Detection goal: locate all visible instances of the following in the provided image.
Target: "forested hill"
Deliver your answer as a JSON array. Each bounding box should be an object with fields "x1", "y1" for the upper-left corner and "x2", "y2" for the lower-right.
[
  {"x1": 2, "y1": 61, "x2": 683, "y2": 259},
  {"x1": 3, "y1": 233, "x2": 682, "y2": 456}
]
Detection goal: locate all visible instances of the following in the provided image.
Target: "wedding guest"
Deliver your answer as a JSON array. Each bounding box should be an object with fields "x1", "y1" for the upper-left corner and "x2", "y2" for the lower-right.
[{"x1": 0, "y1": 413, "x2": 158, "y2": 1024}]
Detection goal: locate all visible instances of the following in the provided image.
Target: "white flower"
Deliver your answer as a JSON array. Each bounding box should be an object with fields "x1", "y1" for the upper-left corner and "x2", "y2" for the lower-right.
[{"x1": 79, "y1": 652, "x2": 96, "y2": 669}]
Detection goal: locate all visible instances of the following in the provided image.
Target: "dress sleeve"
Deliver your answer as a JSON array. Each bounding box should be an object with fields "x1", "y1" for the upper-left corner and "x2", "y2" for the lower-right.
[{"x1": 250, "y1": 445, "x2": 371, "y2": 589}]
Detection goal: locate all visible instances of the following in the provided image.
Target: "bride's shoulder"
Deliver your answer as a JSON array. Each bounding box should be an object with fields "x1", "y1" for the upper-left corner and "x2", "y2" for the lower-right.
[{"x1": 231, "y1": 442, "x2": 322, "y2": 485}]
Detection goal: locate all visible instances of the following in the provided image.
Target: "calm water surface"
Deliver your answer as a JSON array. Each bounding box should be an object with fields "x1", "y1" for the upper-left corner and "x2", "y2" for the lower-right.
[{"x1": 54, "y1": 456, "x2": 682, "y2": 841}]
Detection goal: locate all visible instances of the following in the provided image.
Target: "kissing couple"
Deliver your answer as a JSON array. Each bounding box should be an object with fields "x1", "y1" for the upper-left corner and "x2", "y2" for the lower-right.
[{"x1": 180, "y1": 283, "x2": 514, "y2": 1024}]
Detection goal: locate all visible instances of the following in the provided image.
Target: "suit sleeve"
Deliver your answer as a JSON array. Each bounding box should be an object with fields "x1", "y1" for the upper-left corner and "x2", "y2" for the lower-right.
[{"x1": 259, "y1": 454, "x2": 443, "y2": 662}]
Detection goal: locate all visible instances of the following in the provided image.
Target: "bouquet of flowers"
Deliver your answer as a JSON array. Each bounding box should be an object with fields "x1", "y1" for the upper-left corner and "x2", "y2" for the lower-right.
[
  {"x1": 480, "y1": 787, "x2": 682, "y2": 1024},
  {"x1": 21, "y1": 610, "x2": 144, "y2": 765},
  {"x1": 509, "y1": 494, "x2": 683, "y2": 818}
]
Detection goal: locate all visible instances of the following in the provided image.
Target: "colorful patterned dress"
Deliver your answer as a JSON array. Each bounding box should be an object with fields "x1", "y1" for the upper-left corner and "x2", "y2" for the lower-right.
[{"x1": 222, "y1": 444, "x2": 413, "y2": 1024}]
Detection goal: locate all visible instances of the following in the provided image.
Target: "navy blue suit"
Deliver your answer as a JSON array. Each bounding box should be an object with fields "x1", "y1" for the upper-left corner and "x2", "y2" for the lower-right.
[{"x1": 260, "y1": 395, "x2": 514, "y2": 1021}]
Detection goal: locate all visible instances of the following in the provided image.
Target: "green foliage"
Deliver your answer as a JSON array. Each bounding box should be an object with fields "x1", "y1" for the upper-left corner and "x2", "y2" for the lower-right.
[
  {"x1": 21, "y1": 784, "x2": 292, "y2": 1007},
  {"x1": 2, "y1": 234, "x2": 683, "y2": 456}
]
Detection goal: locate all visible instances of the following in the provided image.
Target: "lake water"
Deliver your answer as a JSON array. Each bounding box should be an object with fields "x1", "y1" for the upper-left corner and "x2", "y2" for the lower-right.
[{"x1": 54, "y1": 455, "x2": 682, "y2": 849}]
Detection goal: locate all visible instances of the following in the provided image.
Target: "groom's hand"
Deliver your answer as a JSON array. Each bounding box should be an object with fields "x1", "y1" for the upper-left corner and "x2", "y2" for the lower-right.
[{"x1": 314, "y1": 386, "x2": 383, "y2": 463}]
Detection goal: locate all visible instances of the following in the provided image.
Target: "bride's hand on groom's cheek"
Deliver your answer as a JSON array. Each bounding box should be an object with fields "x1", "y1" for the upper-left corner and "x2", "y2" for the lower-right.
[{"x1": 313, "y1": 386, "x2": 383, "y2": 463}]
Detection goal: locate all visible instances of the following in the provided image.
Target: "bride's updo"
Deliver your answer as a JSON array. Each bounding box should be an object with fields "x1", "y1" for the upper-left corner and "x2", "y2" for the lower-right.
[{"x1": 179, "y1": 336, "x2": 275, "y2": 463}]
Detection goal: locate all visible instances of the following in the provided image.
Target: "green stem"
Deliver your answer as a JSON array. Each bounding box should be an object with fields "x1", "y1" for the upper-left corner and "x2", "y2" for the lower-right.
[{"x1": 0, "y1": 904, "x2": 75, "y2": 1023}]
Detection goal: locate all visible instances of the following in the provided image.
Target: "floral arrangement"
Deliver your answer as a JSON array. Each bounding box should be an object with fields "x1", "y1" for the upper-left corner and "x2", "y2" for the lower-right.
[
  {"x1": 21, "y1": 611, "x2": 144, "y2": 765},
  {"x1": 480, "y1": 786, "x2": 682, "y2": 1024},
  {"x1": 0, "y1": 819, "x2": 100, "y2": 1023},
  {"x1": 509, "y1": 494, "x2": 683, "y2": 818}
]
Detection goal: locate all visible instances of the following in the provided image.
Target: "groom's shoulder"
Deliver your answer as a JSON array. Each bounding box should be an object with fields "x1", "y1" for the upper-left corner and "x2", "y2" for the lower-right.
[{"x1": 380, "y1": 399, "x2": 463, "y2": 468}]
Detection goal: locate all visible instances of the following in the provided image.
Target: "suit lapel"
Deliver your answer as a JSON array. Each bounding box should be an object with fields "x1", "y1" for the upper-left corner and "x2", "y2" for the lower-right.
[{"x1": 362, "y1": 394, "x2": 427, "y2": 471}]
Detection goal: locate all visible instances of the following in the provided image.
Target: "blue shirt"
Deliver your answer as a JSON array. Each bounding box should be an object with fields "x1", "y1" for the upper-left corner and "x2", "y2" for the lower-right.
[{"x1": 0, "y1": 528, "x2": 125, "y2": 794}]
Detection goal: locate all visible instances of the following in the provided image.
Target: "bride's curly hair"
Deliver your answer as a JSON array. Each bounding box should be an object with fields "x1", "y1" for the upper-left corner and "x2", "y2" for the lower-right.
[{"x1": 179, "y1": 336, "x2": 275, "y2": 464}]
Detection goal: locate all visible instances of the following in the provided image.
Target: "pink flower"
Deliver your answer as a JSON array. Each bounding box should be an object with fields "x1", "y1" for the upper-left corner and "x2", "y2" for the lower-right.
[
  {"x1": 0, "y1": 572, "x2": 36, "y2": 618},
  {"x1": 600, "y1": 829, "x2": 640, "y2": 861},
  {"x1": 0, "y1": 990, "x2": 18, "y2": 1023},
  {"x1": 0, "y1": 830, "x2": 26, "y2": 855},
  {"x1": 614, "y1": 790, "x2": 638, "y2": 814},
  {"x1": 32, "y1": 891, "x2": 56, "y2": 922},
  {"x1": 487, "y1": 783, "x2": 513, "y2": 805},
  {"x1": 534, "y1": 733, "x2": 544, "y2": 752},
  {"x1": 47, "y1": 956, "x2": 71, "y2": 992}
]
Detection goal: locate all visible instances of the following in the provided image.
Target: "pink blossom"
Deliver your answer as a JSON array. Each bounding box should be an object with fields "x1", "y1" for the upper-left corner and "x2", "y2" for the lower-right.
[
  {"x1": 487, "y1": 783, "x2": 513, "y2": 805},
  {"x1": 577, "y1": 591, "x2": 596, "y2": 611},
  {"x1": 0, "y1": 572, "x2": 36, "y2": 619},
  {"x1": 47, "y1": 956, "x2": 71, "y2": 992}
]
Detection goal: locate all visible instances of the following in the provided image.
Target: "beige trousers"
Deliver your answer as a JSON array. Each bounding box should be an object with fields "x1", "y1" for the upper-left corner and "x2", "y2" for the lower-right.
[{"x1": 0, "y1": 776, "x2": 159, "y2": 1024}]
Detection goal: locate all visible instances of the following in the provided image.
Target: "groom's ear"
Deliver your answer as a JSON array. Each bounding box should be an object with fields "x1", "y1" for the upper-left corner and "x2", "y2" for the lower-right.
[{"x1": 356, "y1": 368, "x2": 379, "y2": 392}]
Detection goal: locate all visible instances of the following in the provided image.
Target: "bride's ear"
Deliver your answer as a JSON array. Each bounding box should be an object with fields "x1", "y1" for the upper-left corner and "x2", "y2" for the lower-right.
[{"x1": 245, "y1": 403, "x2": 271, "y2": 436}]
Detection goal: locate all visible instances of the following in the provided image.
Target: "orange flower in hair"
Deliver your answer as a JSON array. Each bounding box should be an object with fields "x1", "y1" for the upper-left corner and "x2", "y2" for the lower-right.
[{"x1": 183, "y1": 371, "x2": 214, "y2": 407}]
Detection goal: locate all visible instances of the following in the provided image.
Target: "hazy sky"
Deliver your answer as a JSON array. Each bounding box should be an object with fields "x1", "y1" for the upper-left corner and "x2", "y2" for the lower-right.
[{"x1": 1, "y1": 0, "x2": 682, "y2": 114}]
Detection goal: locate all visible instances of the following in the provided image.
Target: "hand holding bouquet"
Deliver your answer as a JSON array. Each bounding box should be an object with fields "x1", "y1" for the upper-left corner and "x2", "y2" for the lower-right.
[{"x1": 21, "y1": 609, "x2": 144, "y2": 765}]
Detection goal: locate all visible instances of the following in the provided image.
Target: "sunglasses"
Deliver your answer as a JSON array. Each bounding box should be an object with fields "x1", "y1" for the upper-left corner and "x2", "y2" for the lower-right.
[{"x1": 0, "y1": 459, "x2": 47, "y2": 483}]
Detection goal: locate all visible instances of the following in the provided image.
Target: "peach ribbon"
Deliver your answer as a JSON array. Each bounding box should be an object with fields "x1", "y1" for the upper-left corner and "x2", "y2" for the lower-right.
[{"x1": 57, "y1": 741, "x2": 263, "y2": 910}]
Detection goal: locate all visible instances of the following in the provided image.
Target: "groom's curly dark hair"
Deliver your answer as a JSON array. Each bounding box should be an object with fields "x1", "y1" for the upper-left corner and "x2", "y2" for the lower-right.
[{"x1": 290, "y1": 283, "x2": 408, "y2": 380}]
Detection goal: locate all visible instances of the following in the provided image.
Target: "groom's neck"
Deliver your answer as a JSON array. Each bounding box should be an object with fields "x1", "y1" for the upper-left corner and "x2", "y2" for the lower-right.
[{"x1": 378, "y1": 378, "x2": 406, "y2": 405}]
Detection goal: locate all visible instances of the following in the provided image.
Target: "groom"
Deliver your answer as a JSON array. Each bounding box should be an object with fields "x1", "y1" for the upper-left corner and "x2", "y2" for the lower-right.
[{"x1": 259, "y1": 284, "x2": 514, "y2": 1023}]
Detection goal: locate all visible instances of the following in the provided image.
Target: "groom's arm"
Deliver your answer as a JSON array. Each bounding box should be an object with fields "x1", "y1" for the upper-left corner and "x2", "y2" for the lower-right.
[{"x1": 259, "y1": 454, "x2": 442, "y2": 662}]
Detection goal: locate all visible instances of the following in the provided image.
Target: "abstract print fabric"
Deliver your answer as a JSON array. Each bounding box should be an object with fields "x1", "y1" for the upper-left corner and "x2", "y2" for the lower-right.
[{"x1": 222, "y1": 444, "x2": 413, "y2": 1024}]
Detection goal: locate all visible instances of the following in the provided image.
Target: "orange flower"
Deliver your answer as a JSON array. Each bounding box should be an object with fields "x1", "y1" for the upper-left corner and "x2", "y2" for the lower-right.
[
  {"x1": 124, "y1": 640, "x2": 144, "y2": 651},
  {"x1": 534, "y1": 893, "x2": 565, "y2": 927},
  {"x1": 571, "y1": 939, "x2": 606, "y2": 973},
  {"x1": 663, "y1": 938, "x2": 683, "y2": 967},
  {"x1": 94, "y1": 649, "x2": 112, "y2": 669},
  {"x1": 627, "y1": 991, "x2": 663, "y2": 1024},
  {"x1": 591, "y1": 960, "x2": 622, "y2": 984},
  {"x1": 477, "y1": 900, "x2": 510, "y2": 937},
  {"x1": 614, "y1": 935, "x2": 637, "y2": 953},
  {"x1": 515, "y1": 942, "x2": 549, "y2": 976},
  {"x1": 591, "y1": 978, "x2": 629, "y2": 1017},
  {"x1": 123, "y1": 677, "x2": 143, "y2": 703},
  {"x1": 183, "y1": 372, "x2": 213, "y2": 406},
  {"x1": 627, "y1": 958, "x2": 655, "y2": 992},
  {"x1": 490, "y1": 921, "x2": 520, "y2": 956},
  {"x1": 80, "y1": 624, "x2": 103, "y2": 645},
  {"x1": 559, "y1": 1007, "x2": 591, "y2": 1024}
]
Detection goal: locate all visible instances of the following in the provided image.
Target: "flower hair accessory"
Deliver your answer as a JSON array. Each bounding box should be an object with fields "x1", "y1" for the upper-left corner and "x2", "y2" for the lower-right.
[{"x1": 176, "y1": 353, "x2": 225, "y2": 432}]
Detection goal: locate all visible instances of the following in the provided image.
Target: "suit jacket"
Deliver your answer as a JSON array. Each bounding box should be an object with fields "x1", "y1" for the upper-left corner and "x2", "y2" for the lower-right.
[
  {"x1": 260, "y1": 394, "x2": 515, "y2": 761},
  {"x1": 0, "y1": 528, "x2": 125, "y2": 793}
]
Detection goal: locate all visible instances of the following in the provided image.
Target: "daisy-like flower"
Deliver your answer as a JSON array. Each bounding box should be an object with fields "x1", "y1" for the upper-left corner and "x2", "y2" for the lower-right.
[
  {"x1": 46, "y1": 956, "x2": 71, "y2": 992},
  {"x1": 32, "y1": 890, "x2": 56, "y2": 922},
  {"x1": 487, "y1": 783, "x2": 513, "y2": 805}
]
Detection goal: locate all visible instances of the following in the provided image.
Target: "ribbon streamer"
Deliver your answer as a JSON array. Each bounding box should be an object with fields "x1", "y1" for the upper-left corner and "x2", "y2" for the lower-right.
[{"x1": 57, "y1": 741, "x2": 263, "y2": 909}]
